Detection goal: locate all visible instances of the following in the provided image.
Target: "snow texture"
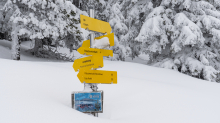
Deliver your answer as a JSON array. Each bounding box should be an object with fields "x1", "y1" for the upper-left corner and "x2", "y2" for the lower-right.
[
  {"x1": 1, "y1": 41, "x2": 220, "y2": 123},
  {"x1": 93, "y1": 37, "x2": 110, "y2": 49}
]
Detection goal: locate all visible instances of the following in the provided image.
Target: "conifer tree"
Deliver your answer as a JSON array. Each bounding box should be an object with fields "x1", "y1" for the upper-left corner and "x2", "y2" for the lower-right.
[
  {"x1": 135, "y1": 0, "x2": 220, "y2": 82},
  {"x1": 96, "y1": 1, "x2": 129, "y2": 60},
  {"x1": 120, "y1": 0, "x2": 152, "y2": 59},
  {"x1": 4, "y1": 0, "x2": 86, "y2": 60}
]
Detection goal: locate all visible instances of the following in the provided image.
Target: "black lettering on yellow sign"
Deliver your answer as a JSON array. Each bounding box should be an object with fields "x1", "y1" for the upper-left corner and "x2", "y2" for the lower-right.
[
  {"x1": 83, "y1": 23, "x2": 88, "y2": 26},
  {"x1": 77, "y1": 70, "x2": 117, "y2": 84},
  {"x1": 85, "y1": 77, "x2": 92, "y2": 80},
  {"x1": 84, "y1": 50, "x2": 98, "y2": 53},
  {"x1": 80, "y1": 63, "x2": 94, "y2": 68},
  {"x1": 82, "y1": 60, "x2": 91, "y2": 63},
  {"x1": 84, "y1": 72, "x2": 103, "y2": 76}
]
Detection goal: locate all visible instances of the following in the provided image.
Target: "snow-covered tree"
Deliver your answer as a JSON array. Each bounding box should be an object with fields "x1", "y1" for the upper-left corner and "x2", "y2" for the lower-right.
[
  {"x1": 74, "y1": 0, "x2": 107, "y2": 19},
  {"x1": 135, "y1": 0, "x2": 220, "y2": 82},
  {"x1": 95, "y1": 1, "x2": 130, "y2": 60},
  {"x1": 3, "y1": 0, "x2": 87, "y2": 60},
  {"x1": 120, "y1": 0, "x2": 152, "y2": 59},
  {"x1": 0, "y1": 0, "x2": 13, "y2": 40},
  {"x1": 109, "y1": 2, "x2": 131, "y2": 60}
]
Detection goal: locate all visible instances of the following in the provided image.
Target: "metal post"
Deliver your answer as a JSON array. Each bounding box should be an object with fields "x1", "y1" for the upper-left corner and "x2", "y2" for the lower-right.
[
  {"x1": 89, "y1": 6, "x2": 95, "y2": 48},
  {"x1": 93, "y1": 84, "x2": 98, "y2": 117},
  {"x1": 86, "y1": 5, "x2": 98, "y2": 117},
  {"x1": 83, "y1": 6, "x2": 95, "y2": 92}
]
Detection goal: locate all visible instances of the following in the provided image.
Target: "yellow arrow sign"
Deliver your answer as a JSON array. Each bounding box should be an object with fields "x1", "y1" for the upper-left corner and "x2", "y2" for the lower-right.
[
  {"x1": 82, "y1": 33, "x2": 115, "y2": 48},
  {"x1": 73, "y1": 55, "x2": 103, "y2": 72},
  {"x1": 80, "y1": 14, "x2": 112, "y2": 34},
  {"x1": 77, "y1": 70, "x2": 117, "y2": 84},
  {"x1": 77, "y1": 47, "x2": 113, "y2": 57}
]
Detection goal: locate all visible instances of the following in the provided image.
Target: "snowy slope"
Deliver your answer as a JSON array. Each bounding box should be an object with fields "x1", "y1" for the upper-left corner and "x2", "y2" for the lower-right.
[{"x1": 1, "y1": 41, "x2": 220, "y2": 123}]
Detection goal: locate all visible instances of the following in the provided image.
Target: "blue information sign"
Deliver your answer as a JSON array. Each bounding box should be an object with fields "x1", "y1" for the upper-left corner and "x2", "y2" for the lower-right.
[{"x1": 72, "y1": 91, "x2": 103, "y2": 113}]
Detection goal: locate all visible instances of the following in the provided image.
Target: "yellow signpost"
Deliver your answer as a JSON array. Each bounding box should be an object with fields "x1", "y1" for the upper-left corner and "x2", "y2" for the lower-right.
[
  {"x1": 82, "y1": 33, "x2": 115, "y2": 48},
  {"x1": 80, "y1": 14, "x2": 112, "y2": 34},
  {"x1": 77, "y1": 70, "x2": 117, "y2": 84},
  {"x1": 73, "y1": 55, "x2": 103, "y2": 72},
  {"x1": 77, "y1": 47, "x2": 113, "y2": 57},
  {"x1": 72, "y1": 9, "x2": 117, "y2": 117},
  {"x1": 73, "y1": 14, "x2": 116, "y2": 84}
]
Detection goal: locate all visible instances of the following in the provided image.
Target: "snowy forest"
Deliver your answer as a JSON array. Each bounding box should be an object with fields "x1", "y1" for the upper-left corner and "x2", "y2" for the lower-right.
[{"x1": 1, "y1": 0, "x2": 220, "y2": 82}]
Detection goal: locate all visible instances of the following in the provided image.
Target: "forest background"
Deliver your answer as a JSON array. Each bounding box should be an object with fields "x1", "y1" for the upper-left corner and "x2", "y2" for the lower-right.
[{"x1": 1, "y1": 0, "x2": 220, "y2": 82}]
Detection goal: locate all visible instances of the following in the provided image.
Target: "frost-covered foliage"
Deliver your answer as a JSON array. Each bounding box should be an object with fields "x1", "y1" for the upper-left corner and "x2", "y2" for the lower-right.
[
  {"x1": 120, "y1": 0, "x2": 152, "y2": 60},
  {"x1": 0, "y1": 0, "x2": 13, "y2": 39},
  {"x1": 107, "y1": 2, "x2": 130, "y2": 61},
  {"x1": 95, "y1": 0, "x2": 152, "y2": 60},
  {"x1": 3, "y1": 0, "x2": 88, "y2": 60},
  {"x1": 135, "y1": 0, "x2": 220, "y2": 82},
  {"x1": 74, "y1": 0, "x2": 107, "y2": 19}
]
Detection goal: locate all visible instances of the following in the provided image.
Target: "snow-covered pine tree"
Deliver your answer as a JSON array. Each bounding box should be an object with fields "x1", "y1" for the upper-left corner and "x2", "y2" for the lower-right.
[
  {"x1": 95, "y1": 0, "x2": 129, "y2": 61},
  {"x1": 108, "y1": 2, "x2": 130, "y2": 61},
  {"x1": 3, "y1": 0, "x2": 21, "y2": 60},
  {"x1": 0, "y1": 0, "x2": 13, "y2": 40},
  {"x1": 135, "y1": 0, "x2": 220, "y2": 82},
  {"x1": 72, "y1": 0, "x2": 106, "y2": 20},
  {"x1": 120, "y1": 0, "x2": 152, "y2": 60},
  {"x1": 3, "y1": 0, "x2": 87, "y2": 60}
]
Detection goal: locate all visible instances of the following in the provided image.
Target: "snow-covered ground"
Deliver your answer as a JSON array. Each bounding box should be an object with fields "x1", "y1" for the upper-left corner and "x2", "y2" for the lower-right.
[{"x1": 1, "y1": 40, "x2": 220, "y2": 123}]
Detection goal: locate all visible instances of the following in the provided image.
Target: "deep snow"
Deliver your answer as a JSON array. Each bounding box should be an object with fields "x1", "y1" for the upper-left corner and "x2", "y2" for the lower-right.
[{"x1": 1, "y1": 40, "x2": 220, "y2": 123}]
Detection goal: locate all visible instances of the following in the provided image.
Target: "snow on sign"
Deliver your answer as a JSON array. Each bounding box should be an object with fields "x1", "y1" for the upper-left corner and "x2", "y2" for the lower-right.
[
  {"x1": 82, "y1": 33, "x2": 115, "y2": 48},
  {"x1": 80, "y1": 14, "x2": 112, "y2": 34},
  {"x1": 72, "y1": 91, "x2": 103, "y2": 113}
]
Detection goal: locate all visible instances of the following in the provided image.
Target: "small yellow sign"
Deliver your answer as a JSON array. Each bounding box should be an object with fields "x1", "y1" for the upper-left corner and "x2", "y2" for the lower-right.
[
  {"x1": 73, "y1": 55, "x2": 103, "y2": 72},
  {"x1": 82, "y1": 33, "x2": 115, "y2": 48},
  {"x1": 80, "y1": 14, "x2": 112, "y2": 34},
  {"x1": 77, "y1": 47, "x2": 113, "y2": 57},
  {"x1": 77, "y1": 70, "x2": 117, "y2": 84}
]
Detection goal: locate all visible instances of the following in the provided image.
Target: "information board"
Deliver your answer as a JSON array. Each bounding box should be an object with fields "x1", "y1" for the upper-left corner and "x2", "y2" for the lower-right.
[{"x1": 72, "y1": 91, "x2": 103, "y2": 113}]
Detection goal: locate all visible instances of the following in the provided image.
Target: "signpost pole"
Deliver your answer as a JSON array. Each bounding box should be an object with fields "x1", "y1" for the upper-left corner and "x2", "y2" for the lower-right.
[
  {"x1": 86, "y1": 5, "x2": 98, "y2": 117},
  {"x1": 89, "y1": 7, "x2": 95, "y2": 48},
  {"x1": 83, "y1": 6, "x2": 94, "y2": 92},
  {"x1": 73, "y1": 2, "x2": 116, "y2": 117}
]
